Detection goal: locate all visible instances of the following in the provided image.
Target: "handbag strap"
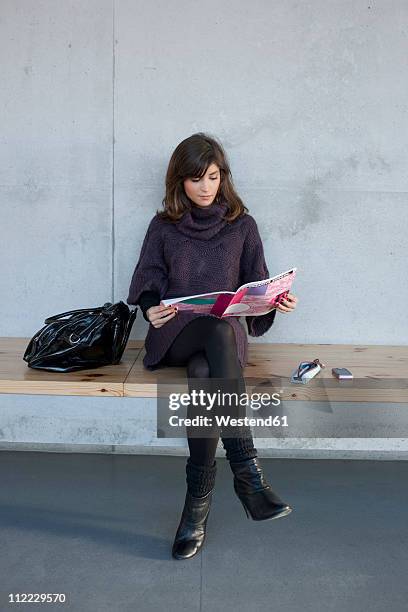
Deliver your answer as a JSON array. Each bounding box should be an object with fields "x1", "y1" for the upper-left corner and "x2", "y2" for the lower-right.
[
  {"x1": 112, "y1": 307, "x2": 138, "y2": 362},
  {"x1": 45, "y1": 302, "x2": 112, "y2": 324}
]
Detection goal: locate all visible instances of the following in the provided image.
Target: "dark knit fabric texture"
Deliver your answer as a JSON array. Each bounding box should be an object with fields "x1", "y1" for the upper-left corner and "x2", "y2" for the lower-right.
[
  {"x1": 185, "y1": 457, "x2": 217, "y2": 497},
  {"x1": 138, "y1": 290, "x2": 162, "y2": 322},
  {"x1": 222, "y1": 436, "x2": 258, "y2": 463},
  {"x1": 127, "y1": 198, "x2": 277, "y2": 370}
]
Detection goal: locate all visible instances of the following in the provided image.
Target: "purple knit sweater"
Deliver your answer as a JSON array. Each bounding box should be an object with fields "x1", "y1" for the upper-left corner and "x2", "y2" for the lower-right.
[{"x1": 127, "y1": 199, "x2": 277, "y2": 370}]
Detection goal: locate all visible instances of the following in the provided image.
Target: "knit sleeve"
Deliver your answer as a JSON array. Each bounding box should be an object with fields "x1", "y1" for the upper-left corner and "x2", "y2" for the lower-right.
[
  {"x1": 239, "y1": 215, "x2": 277, "y2": 337},
  {"x1": 138, "y1": 290, "x2": 161, "y2": 322},
  {"x1": 127, "y1": 216, "x2": 169, "y2": 306}
]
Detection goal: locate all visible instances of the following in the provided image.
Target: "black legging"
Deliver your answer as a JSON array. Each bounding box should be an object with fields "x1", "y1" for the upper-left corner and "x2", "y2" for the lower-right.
[{"x1": 161, "y1": 317, "x2": 257, "y2": 466}]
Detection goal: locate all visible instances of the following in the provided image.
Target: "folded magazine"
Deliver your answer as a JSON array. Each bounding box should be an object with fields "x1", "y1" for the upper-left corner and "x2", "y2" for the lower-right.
[{"x1": 161, "y1": 267, "x2": 297, "y2": 317}]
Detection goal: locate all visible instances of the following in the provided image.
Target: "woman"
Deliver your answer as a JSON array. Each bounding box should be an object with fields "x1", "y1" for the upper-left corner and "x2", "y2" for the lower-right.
[{"x1": 127, "y1": 133, "x2": 298, "y2": 560}]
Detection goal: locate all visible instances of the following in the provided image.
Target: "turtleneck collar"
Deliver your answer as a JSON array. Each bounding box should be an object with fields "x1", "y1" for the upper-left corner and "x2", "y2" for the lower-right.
[{"x1": 176, "y1": 199, "x2": 229, "y2": 240}]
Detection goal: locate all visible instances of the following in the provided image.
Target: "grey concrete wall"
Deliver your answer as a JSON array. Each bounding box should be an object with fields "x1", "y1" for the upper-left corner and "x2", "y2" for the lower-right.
[
  {"x1": 1, "y1": 1, "x2": 407, "y2": 456},
  {"x1": 1, "y1": 0, "x2": 114, "y2": 331}
]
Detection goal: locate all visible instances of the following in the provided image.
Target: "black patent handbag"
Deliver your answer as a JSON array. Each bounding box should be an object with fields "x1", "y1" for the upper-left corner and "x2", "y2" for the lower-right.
[{"x1": 23, "y1": 301, "x2": 137, "y2": 372}]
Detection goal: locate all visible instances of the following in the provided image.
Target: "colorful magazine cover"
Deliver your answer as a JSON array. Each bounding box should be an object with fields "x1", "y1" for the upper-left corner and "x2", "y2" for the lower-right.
[{"x1": 161, "y1": 268, "x2": 297, "y2": 317}]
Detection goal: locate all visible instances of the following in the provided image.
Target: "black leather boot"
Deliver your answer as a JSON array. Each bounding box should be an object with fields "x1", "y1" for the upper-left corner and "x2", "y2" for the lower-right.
[
  {"x1": 230, "y1": 457, "x2": 293, "y2": 521},
  {"x1": 172, "y1": 459, "x2": 217, "y2": 560}
]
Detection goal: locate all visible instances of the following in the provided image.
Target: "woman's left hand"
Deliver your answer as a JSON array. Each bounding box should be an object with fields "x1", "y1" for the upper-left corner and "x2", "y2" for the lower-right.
[{"x1": 276, "y1": 292, "x2": 298, "y2": 314}]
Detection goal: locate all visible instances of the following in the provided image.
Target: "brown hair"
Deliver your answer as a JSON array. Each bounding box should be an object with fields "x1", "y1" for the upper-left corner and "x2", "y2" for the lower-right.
[{"x1": 156, "y1": 133, "x2": 248, "y2": 222}]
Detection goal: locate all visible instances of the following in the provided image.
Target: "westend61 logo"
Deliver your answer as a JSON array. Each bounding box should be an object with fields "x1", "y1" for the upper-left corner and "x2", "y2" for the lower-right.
[{"x1": 166, "y1": 389, "x2": 288, "y2": 429}]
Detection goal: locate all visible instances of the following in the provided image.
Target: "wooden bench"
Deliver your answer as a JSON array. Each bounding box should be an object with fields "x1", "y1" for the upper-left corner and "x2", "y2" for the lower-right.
[{"x1": 1, "y1": 338, "x2": 407, "y2": 403}]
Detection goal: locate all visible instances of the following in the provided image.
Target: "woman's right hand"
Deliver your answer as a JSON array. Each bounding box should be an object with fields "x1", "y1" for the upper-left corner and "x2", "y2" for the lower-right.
[{"x1": 146, "y1": 303, "x2": 178, "y2": 328}]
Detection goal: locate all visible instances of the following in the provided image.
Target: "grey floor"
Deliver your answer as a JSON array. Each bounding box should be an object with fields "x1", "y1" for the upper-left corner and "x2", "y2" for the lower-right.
[{"x1": 1, "y1": 451, "x2": 407, "y2": 612}]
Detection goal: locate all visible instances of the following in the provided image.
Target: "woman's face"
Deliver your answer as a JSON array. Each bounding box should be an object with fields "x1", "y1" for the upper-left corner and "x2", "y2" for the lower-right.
[{"x1": 183, "y1": 163, "x2": 221, "y2": 207}]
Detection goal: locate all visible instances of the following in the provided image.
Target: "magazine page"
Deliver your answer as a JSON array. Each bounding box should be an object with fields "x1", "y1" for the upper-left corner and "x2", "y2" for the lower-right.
[
  {"x1": 160, "y1": 268, "x2": 297, "y2": 317},
  {"x1": 221, "y1": 268, "x2": 297, "y2": 317},
  {"x1": 162, "y1": 291, "x2": 235, "y2": 315}
]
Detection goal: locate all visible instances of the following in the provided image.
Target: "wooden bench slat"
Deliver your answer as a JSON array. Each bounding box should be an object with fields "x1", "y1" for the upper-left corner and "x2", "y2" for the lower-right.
[
  {"x1": 1, "y1": 339, "x2": 407, "y2": 401},
  {"x1": 124, "y1": 343, "x2": 408, "y2": 402},
  {"x1": 0, "y1": 338, "x2": 143, "y2": 397}
]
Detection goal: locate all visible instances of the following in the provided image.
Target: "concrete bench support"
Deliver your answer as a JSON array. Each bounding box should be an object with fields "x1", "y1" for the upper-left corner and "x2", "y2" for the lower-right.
[{"x1": 0, "y1": 338, "x2": 407, "y2": 459}]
